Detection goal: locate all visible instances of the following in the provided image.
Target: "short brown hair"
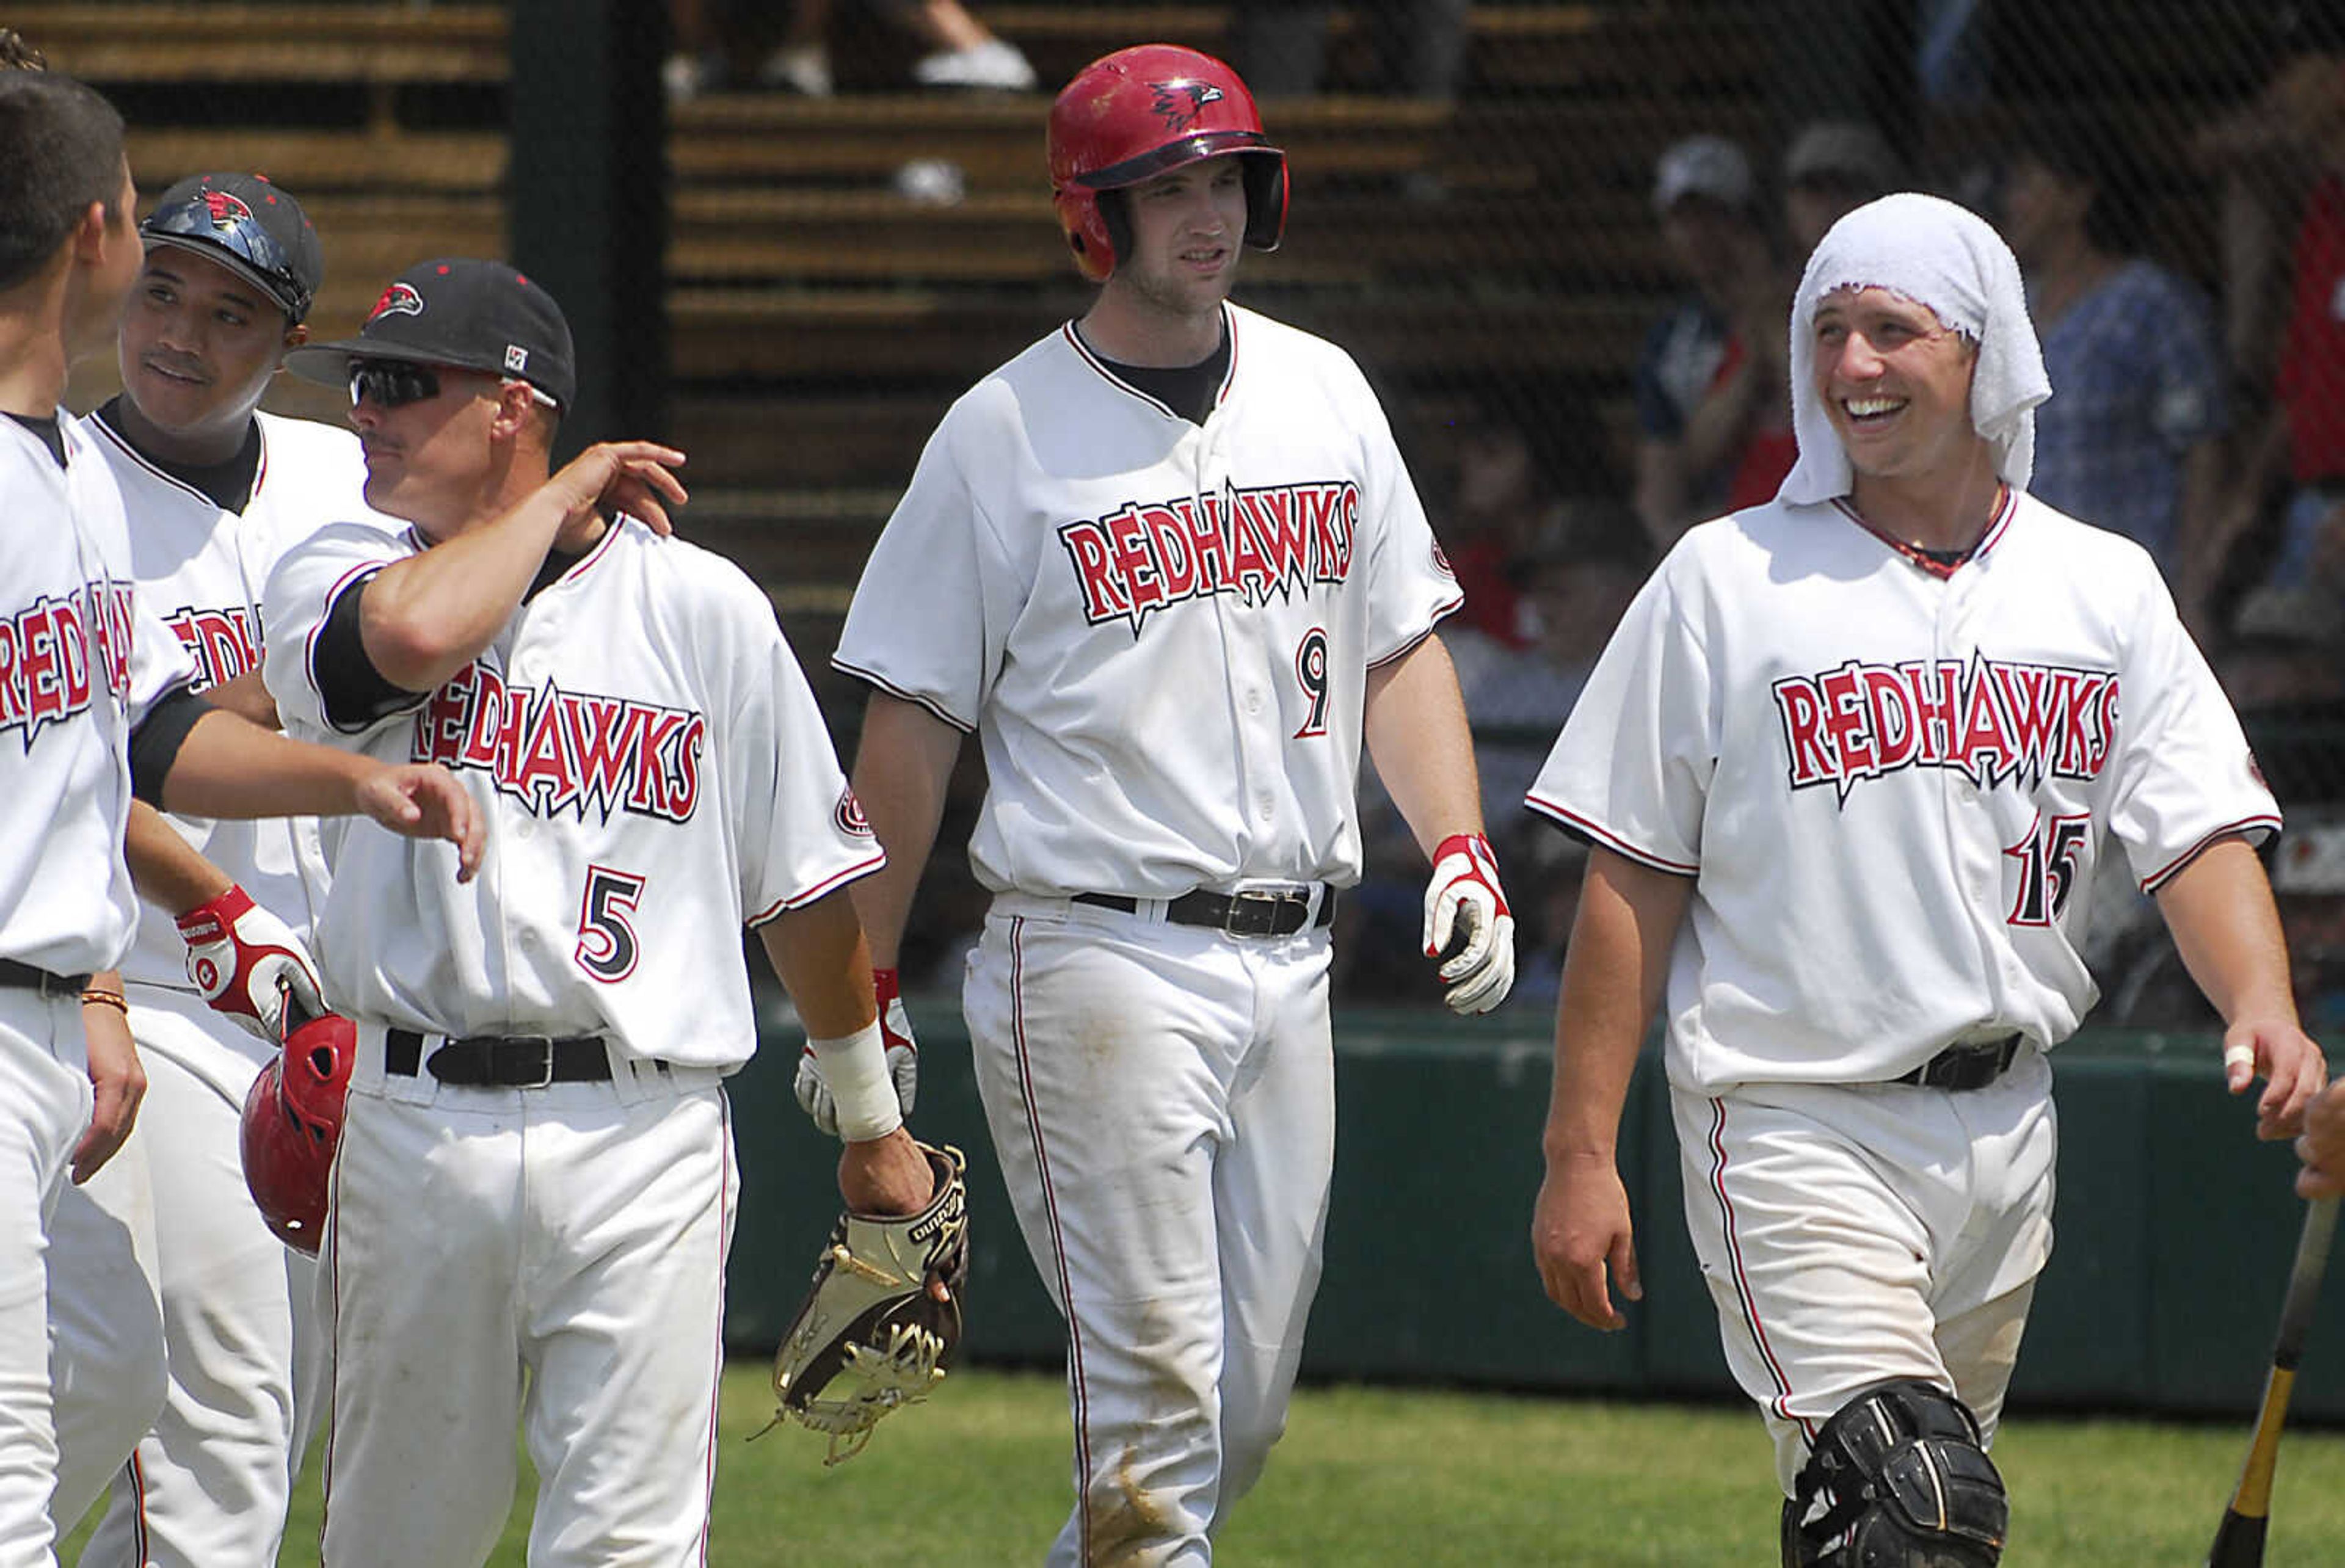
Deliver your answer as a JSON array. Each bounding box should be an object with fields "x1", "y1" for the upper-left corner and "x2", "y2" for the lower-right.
[{"x1": 0, "y1": 73, "x2": 126, "y2": 292}]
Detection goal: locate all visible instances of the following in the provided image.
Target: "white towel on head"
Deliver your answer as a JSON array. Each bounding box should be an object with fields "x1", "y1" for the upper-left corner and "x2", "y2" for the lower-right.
[{"x1": 1777, "y1": 191, "x2": 2050, "y2": 506}]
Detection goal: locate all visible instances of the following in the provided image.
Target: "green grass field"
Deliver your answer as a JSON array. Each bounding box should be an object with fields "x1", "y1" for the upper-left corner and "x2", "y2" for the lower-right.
[{"x1": 60, "y1": 1363, "x2": 2345, "y2": 1563}]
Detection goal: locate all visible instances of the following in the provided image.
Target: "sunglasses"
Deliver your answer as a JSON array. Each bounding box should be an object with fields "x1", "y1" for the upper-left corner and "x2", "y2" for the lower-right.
[
  {"x1": 142, "y1": 191, "x2": 311, "y2": 320},
  {"x1": 347, "y1": 359, "x2": 559, "y2": 412}
]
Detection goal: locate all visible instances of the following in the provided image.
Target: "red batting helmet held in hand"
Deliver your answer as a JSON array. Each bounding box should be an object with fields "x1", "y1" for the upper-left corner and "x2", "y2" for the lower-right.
[
  {"x1": 239, "y1": 1006, "x2": 355, "y2": 1255},
  {"x1": 1047, "y1": 43, "x2": 1288, "y2": 282}
]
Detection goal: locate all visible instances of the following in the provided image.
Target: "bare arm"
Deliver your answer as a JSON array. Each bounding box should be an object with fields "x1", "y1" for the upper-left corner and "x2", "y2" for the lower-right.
[
  {"x1": 359, "y1": 438, "x2": 685, "y2": 692},
  {"x1": 1361, "y1": 634, "x2": 1484, "y2": 856},
  {"x1": 1531, "y1": 847, "x2": 1693, "y2": 1329},
  {"x1": 845, "y1": 693, "x2": 964, "y2": 970},
  {"x1": 124, "y1": 799, "x2": 233, "y2": 913},
  {"x1": 2155, "y1": 835, "x2": 2327, "y2": 1137},
  {"x1": 1633, "y1": 438, "x2": 1692, "y2": 556},
  {"x1": 202, "y1": 668, "x2": 278, "y2": 728},
  {"x1": 758, "y1": 890, "x2": 932, "y2": 1214}
]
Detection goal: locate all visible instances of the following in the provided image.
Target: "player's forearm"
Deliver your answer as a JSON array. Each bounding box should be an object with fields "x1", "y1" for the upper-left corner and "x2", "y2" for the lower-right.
[
  {"x1": 1362, "y1": 634, "x2": 1485, "y2": 859},
  {"x1": 1543, "y1": 848, "x2": 1692, "y2": 1163},
  {"x1": 758, "y1": 890, "x2": 879, "y2": 1038},
  {"x1": 847, "y1": 694, "x2": 962, "y2": 969},
  {"x1": 125, "y1": 799, "x2": 234, "y2": 914},
  {"x1": 159, "y1": 708, "x2": 383, "y2": 821},
  {"x1": 2155, "y1": 836, "x2": 2300, "y2": 1026},
  {"x1": 358, "y1": 487, "x2": 572, "y2": 691}
]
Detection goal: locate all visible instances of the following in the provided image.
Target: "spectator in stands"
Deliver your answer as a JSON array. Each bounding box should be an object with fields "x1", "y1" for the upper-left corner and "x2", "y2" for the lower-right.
[
  {"x1": 2192, "y1": 51, "x2": 2345, "y2": 633},
  {"x1": 1234, "y1": 0, "x2": 1471, "y2": 102},
  {"x1": 1783, "y1": 120, "x2": 1899, "y2": 259},
  {"x1": 1998, "y1": 125, "x2": 2228, "y2": 614},
  {"x1": 1633, "y1": 134, "x2": 1789, "y2": 551},
  {"x1": 665, "y1": 0, "x2": 1034, "y2": 99},
  {"x1": 0, "y1": 26, "x2": 44, "y2": 70},
  {"x1": 1431, "y1": 397, "x2": 1580, "y2": 652}
]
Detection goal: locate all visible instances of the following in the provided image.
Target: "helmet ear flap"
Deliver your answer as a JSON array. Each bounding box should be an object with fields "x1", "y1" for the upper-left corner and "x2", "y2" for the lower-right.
[
  {"x1": 1055, "y1": 189, "x2": 1114, "y2": 283},
  {"x1": 1240, "y1": 151, "x2": 1288, "y2": 253}
]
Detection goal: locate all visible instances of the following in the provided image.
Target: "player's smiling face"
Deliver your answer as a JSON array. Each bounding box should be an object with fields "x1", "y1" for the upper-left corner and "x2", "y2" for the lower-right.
[
  {"x1": 1113, "y1": 154, "x2": 1249, "y2": 314},
  {"x1": 1811, "y1": 286, "x2": 1981, "y2": 485},
  {"x1": 118, "y1": 248, "x2": 293, "y2": 445},
  {"x1": 347, "y1": 361, "x2": 509, "y2": 536}
]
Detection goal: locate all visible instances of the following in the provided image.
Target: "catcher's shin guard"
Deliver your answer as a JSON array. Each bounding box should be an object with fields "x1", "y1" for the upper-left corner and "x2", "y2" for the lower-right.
[
  {"x1": 1783, "y1": 1379, "x2": 2007, "y2": 1566},
  {"x1": 765, "y1": 1143, "x2": 969, "y2": 1463}
]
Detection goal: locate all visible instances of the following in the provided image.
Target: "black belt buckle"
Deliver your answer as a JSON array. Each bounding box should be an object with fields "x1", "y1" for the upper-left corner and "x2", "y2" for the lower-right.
[
  {"x1": 1223, "y1": 889, "x2": 1296, "y2": 938},
  {"x1": 1903, "y1": 1034, "x2": 2021, "y2": 1091},
  {"x1": 500, "y1": 1036, "x2": 559, "y2": 1089}
]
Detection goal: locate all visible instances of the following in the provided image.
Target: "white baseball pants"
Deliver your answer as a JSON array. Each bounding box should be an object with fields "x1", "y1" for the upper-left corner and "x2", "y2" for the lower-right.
[
  {"x1": 1671, "y1": 1049, "x2": 2058, "y2": 1495},
  {"x1": 82, "y1": 991, "x2": 326, "y2": 1568},
  {"x1": 965, "y1": 895, "x2": 1336, "y2": 1568},
  {"x1": 317, "y1": 1046, "x2": 735, "y2": 1568}
]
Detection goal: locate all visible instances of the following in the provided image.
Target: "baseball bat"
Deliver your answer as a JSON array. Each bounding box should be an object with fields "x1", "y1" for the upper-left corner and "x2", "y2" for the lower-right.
[{"x1": 2207, "y1": 1195, "x2": 2341, "y2": 1567}]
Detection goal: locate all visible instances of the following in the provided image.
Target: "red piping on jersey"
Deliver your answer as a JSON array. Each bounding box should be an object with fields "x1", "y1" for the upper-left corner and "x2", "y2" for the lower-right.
[
  {"x1": 1706, "y1": 1097, "x2": 1817, "y2": 1443},
  {"x1": 748, "y1": 849, "x2": 888, "y2": 925},
  {"x1": 1366, "y1": 601, "x2": 1465, "y2": 669},
  {"x1": 556, "y1": 510, "x2": 629, "y2": 586},
  {"x1": 1831, "y1": 484, "x2": 2016, "y2": 579},
  {"x1": 829, "y1": 659, "x2": 977, "y2": 735},
  {"x1": 1006, "y1": 916, "x2": 1096, "y2": 1553},
  {"x1": 87, "y1": 406, "x2": 274, "y2": 507},
  {"x1": 305, "y1": 556, "x2": 400, "y2": 735},
  {"x1": 2140, "y1": 815, "x2": 2285, "y2": 893},
  {"x1": 1522, "y1": 797, "x2": 1700, "y2": 876},
  {"x1": 1060, "y1": 302, "x2": 1240, "y2": 419}
]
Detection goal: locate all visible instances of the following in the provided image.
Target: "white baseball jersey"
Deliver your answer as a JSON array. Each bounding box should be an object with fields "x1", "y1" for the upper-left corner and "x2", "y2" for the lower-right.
[
  {"x1": 84, "y1": 410, "x2": 365, "y2": 1039},
  {"x1": 833, "y1": 302, "x2": 1461, "y2": 898},
  {"x1": 1529, "y1": 488, "x2": 2277, "y2": 1095},
  {"x1": 262, "y1": 516, "x2": 882, "y2": 1067},
  {"x1": 1, "y1": 416, "x2": 199, "y2": 977}
]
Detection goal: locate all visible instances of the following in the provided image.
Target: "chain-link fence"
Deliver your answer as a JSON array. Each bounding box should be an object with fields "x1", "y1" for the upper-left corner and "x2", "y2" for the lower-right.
[{"x1": 30, "y1": 1, "x2": 2345, "y2": 1021}]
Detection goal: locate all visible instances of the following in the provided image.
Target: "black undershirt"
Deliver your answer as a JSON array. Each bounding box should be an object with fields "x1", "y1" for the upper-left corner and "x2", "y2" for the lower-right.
[
  {"x1": 6, "y1": 410, "x2": 66, "y2": 468},
  {"x1": 311, "y1": 542, "x2": 589, "y2": 731},
  {"x1": 1086, "y1": 321, "x2": 1232, "y2": 426},
  {"x1": 96, "y1": 396, "x2": 262, "y2": 512}
]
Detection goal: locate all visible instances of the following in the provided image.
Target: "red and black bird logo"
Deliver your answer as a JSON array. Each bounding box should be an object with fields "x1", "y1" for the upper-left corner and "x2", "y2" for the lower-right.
[
  {"x1": 202, "y1": 189, "x2": 255, "y2": 229},
  {"x1": 1150, "y1": 78, "x2": 1225, "y2": 132},
  {"x1": 367, "y1": 281, "x2": 425, "y2": 322}
]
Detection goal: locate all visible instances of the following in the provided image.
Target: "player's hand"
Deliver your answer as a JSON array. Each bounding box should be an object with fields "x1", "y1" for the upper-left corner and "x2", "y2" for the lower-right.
[
  {"x1": 1532, "y1": 1150, "x2": 1642, "y2": 1331},
  {"x1": 73, "y1": 987, "x2": 145, "y2": 1184},
  {"x1": 176, "y1": 885, "x2": 325, "y2": 1042},
  {"x1": 2297, "y1": 1084, "x2": 2345, "y2": 1199},
  {"x1": 2224, "y1": 1015, "x2": 2327, "y2": 1140},
  {"x1": 1422, "y1": 833, "x2": 1516, "y2": 1015},
  {"x1": 354, "y1": 763, "x2": 484, "y2": 882},
  {"x1": 548, "y1": 440, "x2": 688, "y2": 545},
  {"x1": 794, "y1": 968, "x2": 919, "y2": 1135},
  {"x1": 840, "y1": 1127, "x2": 937, "y2": 1224}
]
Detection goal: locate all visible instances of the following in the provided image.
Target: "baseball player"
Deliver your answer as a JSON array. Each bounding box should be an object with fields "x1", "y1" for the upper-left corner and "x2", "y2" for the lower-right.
[
  {"x1": 0, "y1": 73, "x2": 479, "y2": 1568},
  {"x1": 824, "y1": 45, "x2": 1514, "y2": 1565},
  {"x1": 1526, "y1": 192, "x2": 2327, "y2": 1567},
  {"x1": 64, "y1": 171, "x2": 371, "y2": 1568},
  {"x1": 259, "y1": 257, "x2": 935, "y2": 1566}
]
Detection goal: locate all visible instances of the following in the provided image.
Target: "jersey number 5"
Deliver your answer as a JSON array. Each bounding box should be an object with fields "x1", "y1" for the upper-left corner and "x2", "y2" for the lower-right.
[
  {"x1": 2005, "y1": 813, "x2": 2090, "y2": 927},
  {"x1": 576, "y1": 865, "x2": 648, "y2": 982}
]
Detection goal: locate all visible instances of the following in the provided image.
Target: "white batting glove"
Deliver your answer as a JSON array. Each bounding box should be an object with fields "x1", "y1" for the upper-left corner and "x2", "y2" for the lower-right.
[
  {"x1": 1422, "y1": 833, "x2": 1516, "y2": 1015},
  {"x1": 176, "y1": 885, "x2": 325, "y2": 1043},
  {"x1": 794, "y1": 967, "x2": 919, "y2": 1137}
]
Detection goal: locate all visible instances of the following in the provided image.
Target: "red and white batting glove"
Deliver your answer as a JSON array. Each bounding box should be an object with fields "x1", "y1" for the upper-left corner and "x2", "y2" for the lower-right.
[
  {"x1": 1422, "y1": 833, "x2": 1516, "y2": 1015},
  {"x1": 794, "y1": 967, "x2": 920, "y2": 1137},
  {"x1": 176, "y1": 885, "x2": 325, "y2": 1043}
]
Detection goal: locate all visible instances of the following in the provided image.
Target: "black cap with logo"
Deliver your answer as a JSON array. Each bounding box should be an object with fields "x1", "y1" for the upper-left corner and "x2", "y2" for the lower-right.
[
  {"x1": 140, "y1": 172, "x2": 324, "y2": 324},
  {"x1": 284, "y1": 257, "x2": 575, "y2": 410}
]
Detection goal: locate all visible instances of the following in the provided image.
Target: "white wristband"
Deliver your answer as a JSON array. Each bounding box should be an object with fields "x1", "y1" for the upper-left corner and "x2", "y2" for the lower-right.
[{"x1": 807, "y1": 1018, "x2": 903, "y2": 1142}]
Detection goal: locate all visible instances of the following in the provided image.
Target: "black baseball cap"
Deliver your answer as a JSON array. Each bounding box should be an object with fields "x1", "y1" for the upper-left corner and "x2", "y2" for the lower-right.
[
  {"x1": 141, "y1": 172, "x2": 323, "y2": 323},
  {"x1": 284, "y1": 257, "x2": 575, "y2": 410}
]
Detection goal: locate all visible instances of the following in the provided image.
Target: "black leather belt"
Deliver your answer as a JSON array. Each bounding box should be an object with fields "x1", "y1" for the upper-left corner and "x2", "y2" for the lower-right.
[
  {"x1": 385, "y1": 1028, "x2": 627, "y2": 1087},
  {"x1": 0, "y1": 958, "x2": 92, "y2": 998},
  {"x1": 1895, "y1": 1034, "x2": 2024, "y2": 1091},
  {"x1": 1072, "y1": 887, "x2": 1337, "y2": 938}
]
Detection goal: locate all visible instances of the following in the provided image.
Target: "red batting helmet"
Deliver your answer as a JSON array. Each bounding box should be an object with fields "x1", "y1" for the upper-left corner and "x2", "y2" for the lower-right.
[
  {"x1": 1047, "y1": 43, "x2": 1287, "y2": 283},
  {"x1": 239, "y1": 1008, "x2": 355, "y2": 1255}
]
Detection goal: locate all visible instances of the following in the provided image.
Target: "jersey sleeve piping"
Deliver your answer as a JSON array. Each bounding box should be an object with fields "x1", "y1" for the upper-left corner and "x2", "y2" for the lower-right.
[
  {"x1": 306, "y1": 561, "x2": 427, "y2": 735},
  {"x1": 828, "y1": 658, "x2": 978, "y2": 734},
  {"x1": 2138, "y1": 815, "x2": 2283, "y2": 894},
  {"x1": 1524, "y1": 794, "x2": 1700, "y2": 877},
  {"x1": 744, "y1": 848, "x2": 889, "y2": 926},
  {"x1": 1365, "y1": 592, "x2": 1464, "y2": 669}
]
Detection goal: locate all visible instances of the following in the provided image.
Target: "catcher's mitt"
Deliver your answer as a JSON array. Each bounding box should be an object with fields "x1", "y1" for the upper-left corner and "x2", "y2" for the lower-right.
[{"x1": 766, "y1": 1142, "x2": 969, "y2": 1464}]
